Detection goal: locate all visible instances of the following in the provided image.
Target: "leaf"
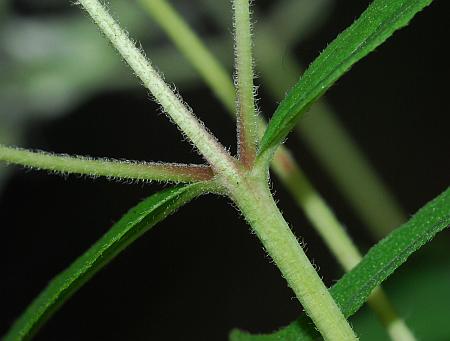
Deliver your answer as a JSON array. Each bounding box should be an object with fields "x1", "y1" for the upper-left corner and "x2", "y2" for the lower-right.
[
  {"x1": 230, "y1": 187, "x2": 450, "y2": 341},
  {"x1": 4, "y1": 183, "x2": 209, "y2": 341},
  {"x1": 259, "y1": 0, "x2": 433, "y2": 155}
]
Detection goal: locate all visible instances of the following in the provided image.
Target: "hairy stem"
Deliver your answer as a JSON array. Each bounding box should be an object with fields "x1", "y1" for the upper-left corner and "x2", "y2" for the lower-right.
[
  {"x1": 201, "y1": 0, "x2": 405, "y2": 237},
  {"x1": 272, "y1": 147, "x2": 416, "y2": 341},
  {"x1": 77, "y1": 0, "x2": 238, "y2": 178},
  {"x1": 229, "y1": 172, "x2": 358, "y2": 341},
  {"x1": 0, "y1": 144, "x2": 214, "y2": 183},
  {"x1": 137, "y1": 3, "x2": 414, "y2": 338},
  {"x1": 233, "y1": 0, "x2": 259, "y2": 167}
]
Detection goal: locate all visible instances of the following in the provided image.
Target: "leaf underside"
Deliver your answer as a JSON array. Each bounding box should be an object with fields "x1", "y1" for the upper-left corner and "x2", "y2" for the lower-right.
[
  {"x1": 259, "y1": 0, "x2": 433, "y2": 154},
  {"x1": 231, "y1": 187, "x2": 450, "y2": 341},
  {"x1": 4, "y1": 183, "x2": 207, "y2": 341}
]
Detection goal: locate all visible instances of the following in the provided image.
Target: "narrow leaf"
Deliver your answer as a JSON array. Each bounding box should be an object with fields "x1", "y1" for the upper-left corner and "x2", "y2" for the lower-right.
[
  {"x1": 4, "y1": 183, "x2": 209, "y2": 341},
  {"x1": 231, "y1": 187, "x2": 450, "y2": 341},
  {"x1": 259, "y1": 0, "x2": 433, "y2": 154}
]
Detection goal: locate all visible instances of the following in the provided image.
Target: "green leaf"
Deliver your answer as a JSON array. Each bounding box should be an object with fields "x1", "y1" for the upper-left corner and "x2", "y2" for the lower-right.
[
  {"x1": 4, "y1": 183, "x2": 209, "y2": 341},
  {"x1": 230, "y1": 187, "x2": 450, "y2": 341},
  {"x1": 259, "y1": 0, "x2": 433, "y2": 155}
]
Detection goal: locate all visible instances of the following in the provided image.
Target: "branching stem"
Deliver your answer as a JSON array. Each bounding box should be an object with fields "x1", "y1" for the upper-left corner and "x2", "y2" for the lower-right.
[
  {"x1": 77, "y1": 0, "x2": 238, "y2": 178},
  {"x1": 0, "y1": 144, "x2": 213, "y2": 183},
  {"x1": 0, "y1": 1, "x2": 429, "y2": 340},
  {"x1": 233, "y1": 0, "x2": 259, "y2": 167},
  {"x1": 138, "y1": 2, "x2": 413, "y2": 339},
  {"x1": 80, "y1": 1, "x2": 354, "y2": 336}
]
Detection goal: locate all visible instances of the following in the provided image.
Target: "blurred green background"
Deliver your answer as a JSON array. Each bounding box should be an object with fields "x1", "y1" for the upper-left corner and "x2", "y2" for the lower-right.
[{"x1": 1, "y1": 0, "x2": 449, "y2": 340}]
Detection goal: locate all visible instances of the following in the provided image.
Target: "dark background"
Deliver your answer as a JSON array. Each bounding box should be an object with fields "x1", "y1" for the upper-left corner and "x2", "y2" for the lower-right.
[{"x1": 1, "y1": 0, "x2": 449, "y2": 340}]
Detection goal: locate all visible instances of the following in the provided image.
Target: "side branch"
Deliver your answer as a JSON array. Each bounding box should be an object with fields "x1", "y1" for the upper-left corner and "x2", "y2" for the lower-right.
[
  {"x1": 77, "y1": 0, "x2": 238, "y2": 179},
  {"x1": 135, "y1": 3, "x2": 414, "y2": 338},
  {"x1": 0, "y1": 145, "x2": 214, "y2": 183},
  {"x1": 233, "y1": 0, "x2": 258, "y2": 167}
]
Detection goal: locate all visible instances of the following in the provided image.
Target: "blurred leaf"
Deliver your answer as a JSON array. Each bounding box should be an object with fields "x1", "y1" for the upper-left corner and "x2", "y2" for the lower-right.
[
  {"x1": 4, "y1": 183, "x2": 208, "y2": 341},
  {"x1": 259, "y1": 0, "x2": 433, "y2": 155},
  {"x1": 230, "y1": 187, "x2": 450, "y2": 340}
]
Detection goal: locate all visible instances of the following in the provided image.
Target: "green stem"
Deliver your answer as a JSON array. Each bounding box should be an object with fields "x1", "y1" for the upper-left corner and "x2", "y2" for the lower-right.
[
  {"x1": 228, "y1": 170, "x2": 358, "y2": 341},
  {"x1": 136, "y1": 3, "x2": 413, "y2": 338},
  {"x1": 272, "y1": 147, "x2": 416, "y2": 341},
  {"x1": 77, "y1": 0, "x2": 237, "y2": 177},
  {"x1": 0, "y1": 144, "x2": 214, "y2": 183},
  {"x1": 199, "y1": 0, "x2": 405, "y2": 238},
  {"x1": 233, "y1": 0, "x2": 259, "y2": 167}
]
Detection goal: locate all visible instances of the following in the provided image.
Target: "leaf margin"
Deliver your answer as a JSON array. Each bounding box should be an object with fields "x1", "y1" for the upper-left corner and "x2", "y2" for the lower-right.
[
  {"x1": 4, "y1": 182, "x2": 213, "y2": 341},
  {"x1": 258, "y1": 0, "x2": 433, "y2": 155}
]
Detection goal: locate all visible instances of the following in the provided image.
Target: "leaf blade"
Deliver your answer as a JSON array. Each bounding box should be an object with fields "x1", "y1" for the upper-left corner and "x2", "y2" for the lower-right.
[
  {"x1": 259, "y1": 0, "x2": 433, "y2": 154},
  {"x1": 4, "y1": 183, "x2": 209, "y2": 341},
  {"x1": 231, "y1": 187, "x2": 450, "y2": 341}
]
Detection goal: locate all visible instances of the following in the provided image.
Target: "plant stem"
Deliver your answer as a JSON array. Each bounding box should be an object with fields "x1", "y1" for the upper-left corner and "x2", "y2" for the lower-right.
[
  {"x1": 228, "y1": 171, "x2": 358, "y2": 341},
  {"x1": 272, "y1": 147, "x2": 416, "y2": 341},
  {"x1": 233, "y1": 0, "x2": 259, "y2": 167},
  {"x1": 137, "y1": 4, "x2": 414, "y2": 337},
  {"x1": 137, "y1": 0, "x2": 235, "y2": 113},
  {"x1": 77, "y1": 0, "x2": 237, "y2": 177},
  {"x1": 273, "y1": 148, "x2": 361, "y2": 267},
  {"x1": 0, "y1": 144, "x2": 214, "y2": 183},
  {"x1": 203, "y1": 0, "x2": 406, "y2": 237}
]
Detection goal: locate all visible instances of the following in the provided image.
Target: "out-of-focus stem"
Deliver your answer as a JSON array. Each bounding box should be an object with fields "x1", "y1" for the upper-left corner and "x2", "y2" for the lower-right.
[
  {"x1": 137, "y1": 0, "x2": 235, "y2": 113},
  {"x1": 369, "y1": 288, "x2": 416, "y2": 341},
  {"x1": 299, "y1": 102, "x2": 406, "y2": 237}
]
